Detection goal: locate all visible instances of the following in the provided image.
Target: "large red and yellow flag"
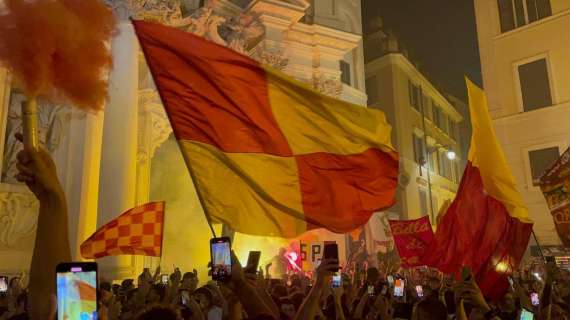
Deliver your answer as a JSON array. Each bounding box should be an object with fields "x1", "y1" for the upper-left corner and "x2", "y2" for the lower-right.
[
  {"x1": 132, "y1": 20, "x2": 399, "y2": 238},
  {"x1": 422, "y1": 79, "x2": 533, "y2": 299},
  {"x1": 80, "y1": 202, "x2": 165, "y2": 259}
]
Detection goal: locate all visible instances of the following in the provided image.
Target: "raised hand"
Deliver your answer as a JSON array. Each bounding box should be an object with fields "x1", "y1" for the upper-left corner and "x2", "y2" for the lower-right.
[{"x1": 15, "y1": 133, "x2": 63, "y2": 201}]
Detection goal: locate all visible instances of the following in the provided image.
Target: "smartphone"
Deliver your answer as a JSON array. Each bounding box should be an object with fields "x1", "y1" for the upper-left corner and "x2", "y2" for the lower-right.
[
  {"x1": 520, "y1": 308, "x2": 534, "y2": 320},
  {"x1": 180, "y1": 289, "x2": 190, "y2": 306},
  {"x1": 387, "y1": 275, "x2": 394, "y2": 286},
  {"x1": 323, "y1": 243, "x2": 339, "y2": 272},
  {"x1": 415, "y1": 285, "x2": 424, "y2": 297},
  {"x1": 332, "y1": 274, "x2": 341, "y2": 288},
  {"x1": 56, "y1": 262, "x2": 98, "y2": 320},
  {"x1": 530, "y1": 292, "x2": 540, "y2": 306},
  {"x1": 367, "y1": 285, "x2": 375, "y2": 295},
  {"x1": 210, "y1": 237, "x2": 232, "y2": 281},
  {"x1": 161, "y1": 274, "x2": 169, "y2": 285},
  {"x1": 394, "y1": 279, "x2": 405, "y2": 297},
  {"x1": 0, "y1": 276, "x2": 8, "y2": 293},
  {"x1": 245, "y1": 251, "x2": 261, "y2": 274}
]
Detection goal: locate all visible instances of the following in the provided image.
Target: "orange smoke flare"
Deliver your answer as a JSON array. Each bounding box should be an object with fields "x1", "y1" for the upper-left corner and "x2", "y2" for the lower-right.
[{"x1": 0, "y1": 0, "x2": 117, "y2": 111}]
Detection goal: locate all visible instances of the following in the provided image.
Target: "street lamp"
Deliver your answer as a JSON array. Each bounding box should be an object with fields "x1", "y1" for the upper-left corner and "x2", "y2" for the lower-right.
[{"x1": 446, "y1": 150, "x2": 456, "y2": 161}]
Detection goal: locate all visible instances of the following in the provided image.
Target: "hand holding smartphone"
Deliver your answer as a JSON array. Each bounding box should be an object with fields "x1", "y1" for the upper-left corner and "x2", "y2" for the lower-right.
[
  {"x1": 332, "y1": 274, "x2": 341, "y2": 288},
  {"x1": 520, "y1": 308, "x2": 534, "y2": 320},
  {"x1": 56, "y1": 262, "x2": 98, "y2": 320},
  {"x1": 530, "y1": 292, "x2": 540, "y2": 306},
  {"x1": 210, "y1": 237, "x2": 232, "y2": 281}
]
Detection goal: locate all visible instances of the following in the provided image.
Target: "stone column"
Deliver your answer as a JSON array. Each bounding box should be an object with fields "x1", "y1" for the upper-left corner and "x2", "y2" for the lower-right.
[{"x1": 97, "y1": 22, "x2": 139, "y2": 280}]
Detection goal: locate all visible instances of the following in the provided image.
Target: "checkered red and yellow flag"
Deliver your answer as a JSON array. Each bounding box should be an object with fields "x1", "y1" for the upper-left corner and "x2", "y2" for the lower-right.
[{"x1": 80, "y1": 202, "x2": 165, "y2": 259}]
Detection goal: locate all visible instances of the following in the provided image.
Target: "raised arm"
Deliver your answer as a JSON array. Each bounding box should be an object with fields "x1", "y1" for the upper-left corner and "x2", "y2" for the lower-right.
[
  {"x1": 15, "y1": 133, "x2": 71, "y2": 320},
  {"x1": 294, "y1": 258, "x2": 339, "y2": 320}
]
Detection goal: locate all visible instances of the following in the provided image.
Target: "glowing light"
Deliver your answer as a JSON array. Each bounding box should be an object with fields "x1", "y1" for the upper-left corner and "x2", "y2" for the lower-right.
[
  {"x1": 446, "y1": 150, "x2": 456, "y2": 160},
  {"x1": 495, "y1": 262, "x2": 509, "y2": 273}
]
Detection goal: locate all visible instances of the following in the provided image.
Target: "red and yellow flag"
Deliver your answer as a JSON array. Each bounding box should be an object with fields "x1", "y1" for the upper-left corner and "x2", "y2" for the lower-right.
[
  {"x1": 132, "y1": 20, "x2": 399, "y2": 238},
  {"x1": 80, "y1": 202, "x2": 165, "y2": 259},
  {"x1": 423, "y1": 79, "x2": 533, "y2": 299}
]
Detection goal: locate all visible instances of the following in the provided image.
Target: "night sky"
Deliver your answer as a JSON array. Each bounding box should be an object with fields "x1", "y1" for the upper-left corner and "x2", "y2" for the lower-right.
[{"x1": 363, "y1": 0, "x2": 483, "y2": 100}]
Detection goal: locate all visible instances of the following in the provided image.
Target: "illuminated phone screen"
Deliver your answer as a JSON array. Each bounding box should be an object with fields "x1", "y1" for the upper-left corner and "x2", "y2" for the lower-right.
[
  {"x1": 520, "y1": 309, "x2": 534, "y2": 320},
  {"x1": 394, "y1": 279, "x2": 405, "y2": 297},
  {"x1": 332, "y1": 275, "x2": 341, "y2": 288},
  {"x1": 57, "y1": 267, "x2": 97, "y2": 320},
  {"x1": 212, "y1": 241, "x2": 232, "y2": 279}
]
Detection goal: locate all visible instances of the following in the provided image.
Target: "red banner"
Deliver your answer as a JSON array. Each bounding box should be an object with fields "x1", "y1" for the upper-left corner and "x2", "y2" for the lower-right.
[
  {"x1": 389, "y1": 216, "x2": 434, "y2": 267},
  {"x1": 539, "y1": 147, "x2": 570, "y2": 246}
]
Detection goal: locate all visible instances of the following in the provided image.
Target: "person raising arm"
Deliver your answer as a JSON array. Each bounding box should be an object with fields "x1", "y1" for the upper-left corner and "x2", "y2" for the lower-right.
[{"x1": 14, "y1": 133, "x2": 71, "y2": 320}]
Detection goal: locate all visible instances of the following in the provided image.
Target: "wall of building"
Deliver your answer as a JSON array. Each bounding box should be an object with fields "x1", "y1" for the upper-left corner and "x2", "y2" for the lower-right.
[
  {"x1": 366, "y1": 54, "x2": 463, "y2": 224},
  {"x1": 474, "y1": 0, "x2": 570, "y2": 245}
]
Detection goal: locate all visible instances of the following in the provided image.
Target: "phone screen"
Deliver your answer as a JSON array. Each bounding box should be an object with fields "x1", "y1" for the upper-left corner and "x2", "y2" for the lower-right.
[
  {"x1": 211, "y1": 237, "x2": 232, "y2": 281},
  {"x1": 415, "y1": 285, "x2": 424, "y2": 297},
  {"x1": 332, "y1": 274, "x2": 341, "y2": 288},
  {"x1": 56, "y1": 263, "x2": 97, "y2": 320},
  {"x1": 394, "y1": 279, "x2": 404, "y2": 297},
  {"x1": 520, "y1": 309, "x2": 534, "y2": 320},
  {"x1": 0, "y1": 276, "x2": 8, "y2": 293},
  {"x1": 530, "y1": 292, "x2": 540, "y2": 306},
  {"x1": 323, "y1": 243, "x2": 339, "y2": 272},
  {"x1": 381, "y1": 285, "x2": 388, "y2": 295},
  {"x1": 161, "y1": 274, "x2": 169, "y2": 285}
]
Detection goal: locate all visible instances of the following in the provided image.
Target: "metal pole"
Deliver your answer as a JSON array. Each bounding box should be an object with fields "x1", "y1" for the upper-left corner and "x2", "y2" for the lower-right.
[
  {"x1": 531, "y1": 229, "x2": 546, "y2": 263},
  {"x1": 419, "y1": 86, "x2": 435, "y2": 221}
]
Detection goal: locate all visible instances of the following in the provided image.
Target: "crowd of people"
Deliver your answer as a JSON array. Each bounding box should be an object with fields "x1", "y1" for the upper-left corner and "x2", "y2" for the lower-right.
[
  {"x1": 2, "y1": 133, "x2": 570, "y2": 320},
  {"x1": 2, "y1": 255, "x2": 570, "y2": 319}
]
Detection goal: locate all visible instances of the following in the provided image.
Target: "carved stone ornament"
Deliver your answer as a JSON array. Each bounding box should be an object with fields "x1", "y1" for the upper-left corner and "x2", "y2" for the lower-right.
[
  {"x1": 312, "y1": 73, "x2": 343, "y2": 97},
  {"x1": 0, "y1": 192, "x2": 38, "y2": 247},
  {"x1": 1, "y1": 92, "x2": 71, "y2": 184},
  {"x1": 251, "y1": 48, "x2": 289, "y2": 70},
  {"x1": 138, "y1": 89, "x2": 173, "y2": 160}
]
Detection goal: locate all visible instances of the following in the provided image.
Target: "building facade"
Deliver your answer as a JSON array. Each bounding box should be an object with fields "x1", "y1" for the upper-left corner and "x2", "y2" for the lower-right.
[
  {"x1": 474, "y1": 0, "x2": 570, "y2": 246},
  {"x1": 364, "y1": 29, "x2": 465, "y2": 225},
  {"x1": 0, "y1": 0, "x2": 367, "y2": 279}
]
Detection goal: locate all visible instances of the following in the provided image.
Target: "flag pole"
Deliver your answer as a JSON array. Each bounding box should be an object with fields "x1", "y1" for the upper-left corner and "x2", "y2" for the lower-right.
[{"x1": 531, "y1": 229, "x2": 546, "y2": 263}]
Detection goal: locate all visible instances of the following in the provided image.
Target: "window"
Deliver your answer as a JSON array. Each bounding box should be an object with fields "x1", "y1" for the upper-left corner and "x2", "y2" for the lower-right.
[
  {"x1": 518, "y1": 58, "x2": 552, "y2": 112},
  {"x1": 529, "y1": 147, "x2": 560, "y2": 185},
  {"x1": 413, "y1": 134, "x2": 426, "y2": 164},
  {"x1": 438, "y1": 150, "x2": 447, "y2": 178},
  {"x1": 340, "y1": 61, "x2": 351, "y2": 85},
  {"x1": 366, "y1": 76, "x2": 379, "y2": 104},
  {"x1": 409, "y1": 81, "x2": 420, "y2": 111},
  {"x1": 439, "y1": 112, "x2": 449, "y2": 134},
  {"x1": 421, "y1": 94, "x2": 430, "y2": 114},
  {"x1": 432, "y1": 106, "x2": 441, "y2": 127},
  {"x1": 526, "y1": 0, "x2": 552, "y2": 23},
  {"x1": 428, "y1": 150, "x2": 436, "y2": 173},
  {"x1": 419, "y1": 188, "x2": 428, "y2": 217},
  {"x1": 448, "y1": 118, "x2": 456, "y2": 140},
  {"x1": 497, "y1": 0, "x2": 552, "y2": 32}
]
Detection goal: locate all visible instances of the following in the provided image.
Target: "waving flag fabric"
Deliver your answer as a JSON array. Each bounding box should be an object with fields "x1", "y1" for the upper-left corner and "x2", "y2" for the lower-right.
[
  {"x1": 132, "y1": 20, "x2": 399, "y2": 238},
  {"x1": 422, "y1": 79, "x2": 533, "y2": 300},
  {"x1": 80, "y1": 202, "x2": 165, "y2": 259}
]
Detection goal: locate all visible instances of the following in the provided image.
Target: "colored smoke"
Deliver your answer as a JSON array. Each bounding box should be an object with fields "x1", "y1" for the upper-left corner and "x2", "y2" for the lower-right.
[{"x1": 0, "y1": 0, "x2": 117, "y2": 110}]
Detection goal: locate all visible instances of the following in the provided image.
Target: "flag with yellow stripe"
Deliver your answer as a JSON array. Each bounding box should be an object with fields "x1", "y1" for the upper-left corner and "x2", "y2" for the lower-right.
[{"x1": 133, "y1": 20, "x2": 399, "y2": 238}]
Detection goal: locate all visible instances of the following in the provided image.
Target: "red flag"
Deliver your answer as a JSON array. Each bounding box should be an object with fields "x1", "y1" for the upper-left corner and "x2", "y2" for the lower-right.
[
  {"x1": 80, "y1": 202, "x2": 165, "y2": 259},
  {"x1": 421, "y1": 80, "x2": 532, "y2": 300},
  {"x1": 389, "y1": 216, "x2": 434, "y2": 268}
]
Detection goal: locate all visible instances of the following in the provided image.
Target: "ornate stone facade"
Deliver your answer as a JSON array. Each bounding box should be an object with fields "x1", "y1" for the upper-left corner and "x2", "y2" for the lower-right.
[{"x1": 0, "y1": 191, "x2": 38, "y2": 248}]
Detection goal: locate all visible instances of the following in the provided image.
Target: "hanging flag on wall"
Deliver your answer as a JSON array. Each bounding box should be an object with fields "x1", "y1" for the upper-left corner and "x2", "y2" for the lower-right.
[
  {"x1": 389, "y1": 216, "x2": 434, "y2": 268},
  {"x1": 422, "y1": 79, "x2": 533, "y2": 300},
  {"x1": 132, "y1": 20, "x2": 399, "y2": 238},
  {"x1": 80, "y1": 202, "x2": 165, "y2": 259},
  {"x1": 539, "y1": 147, "x2": 570, "y2": 246}
]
